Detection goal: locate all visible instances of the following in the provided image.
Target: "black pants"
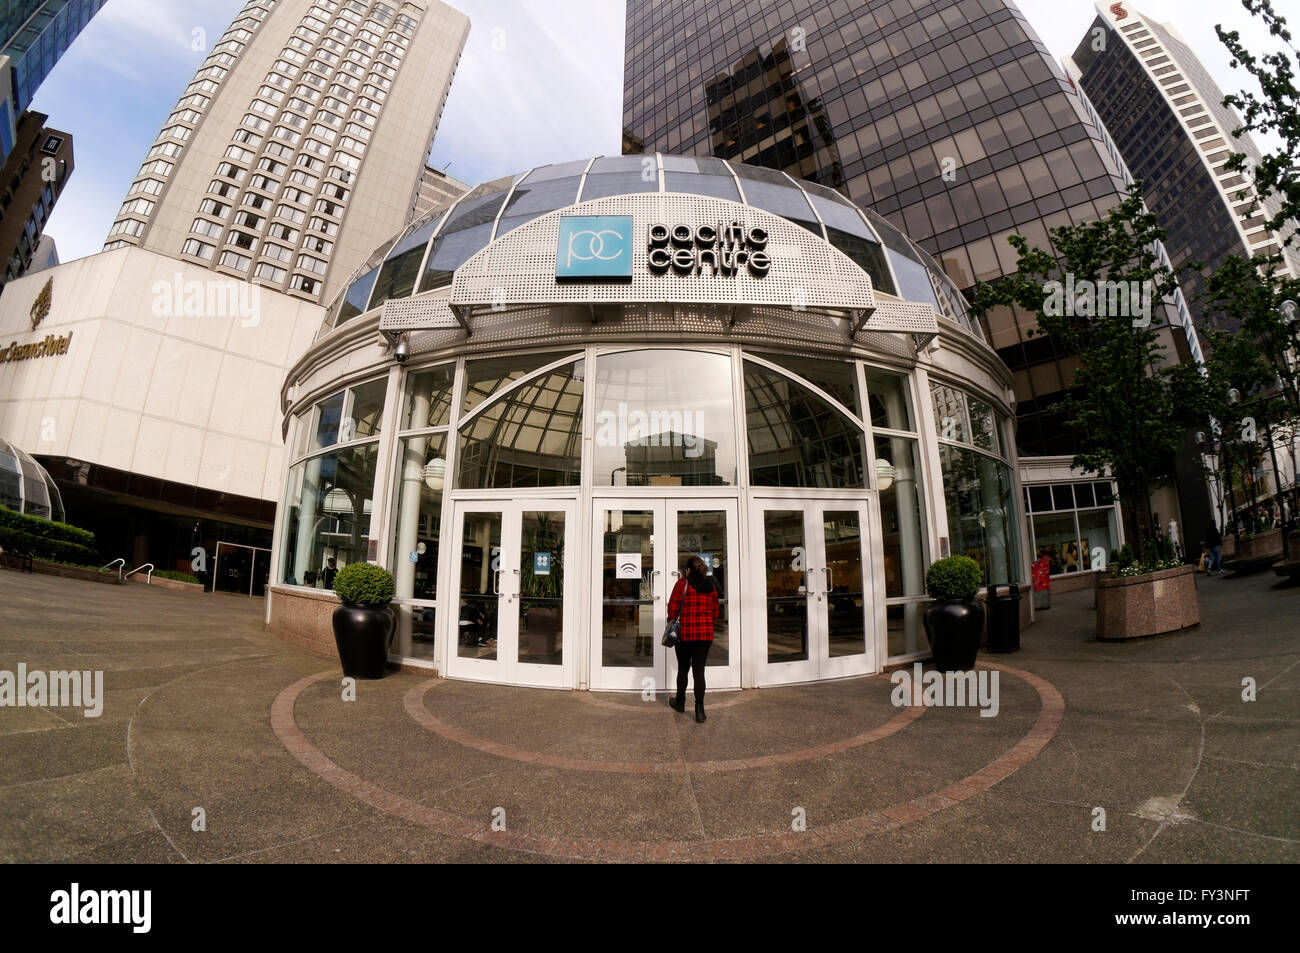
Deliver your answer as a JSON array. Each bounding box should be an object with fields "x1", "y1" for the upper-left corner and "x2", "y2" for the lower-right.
[{"x1": 674, "y1": 640, "x2": 712, "y2": 704}]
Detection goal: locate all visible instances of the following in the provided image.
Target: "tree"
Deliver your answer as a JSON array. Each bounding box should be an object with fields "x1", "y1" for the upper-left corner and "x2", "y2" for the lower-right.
[
  {"x1": 971, "y1": 183, "x2": 1202, "y2": 560},
  {"x1": 1217, "y1": 0, "x2": 1300, "y2": 250}
]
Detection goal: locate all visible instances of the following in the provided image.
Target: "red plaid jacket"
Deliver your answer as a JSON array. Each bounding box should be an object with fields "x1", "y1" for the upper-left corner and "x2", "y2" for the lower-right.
[{"x1": 668, "y1": 577, "x2": 719, "y2": 642}]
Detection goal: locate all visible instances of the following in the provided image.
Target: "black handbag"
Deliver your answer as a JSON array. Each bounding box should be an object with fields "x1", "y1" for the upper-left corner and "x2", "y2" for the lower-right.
[{"x1": 662, "y1": 582, "x2": 683, "y2": 647}]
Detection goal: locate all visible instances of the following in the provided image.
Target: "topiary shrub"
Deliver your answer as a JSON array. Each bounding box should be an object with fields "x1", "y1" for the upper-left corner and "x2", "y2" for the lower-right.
[
  {"x1": 333, "y1": 562, "x2": 395, "y2": 608},
  {"x1": 925, "y1": 555, "x2": 983, "y2": 601}
]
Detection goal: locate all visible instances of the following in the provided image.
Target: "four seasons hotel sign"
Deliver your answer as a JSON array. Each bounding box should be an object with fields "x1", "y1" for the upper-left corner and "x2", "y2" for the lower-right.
[{"x1": 0, "y1": 278, "x2": 72, "y2": 365}]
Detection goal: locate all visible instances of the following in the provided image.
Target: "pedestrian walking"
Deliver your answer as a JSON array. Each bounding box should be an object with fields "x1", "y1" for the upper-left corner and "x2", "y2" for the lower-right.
[
  {"x1": 1205, "y1": 521, "x2": 1222, "y2": 575},
  {"x1": 667, "y1": 555, "x2": 719, "y2": 723}
]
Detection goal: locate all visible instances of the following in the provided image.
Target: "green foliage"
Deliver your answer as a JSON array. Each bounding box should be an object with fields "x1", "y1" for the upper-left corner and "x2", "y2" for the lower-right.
[
  {"x1": 333, "y1": 561, "x2": 395, "y2": 607},
  {"x1": 153, "y1": 569, "x2": 202, "y2": 584},
  {"x1": 970, "y1": 183, "x2": 1202, "y2": 560},
  {"x1": 0, "y1": 506, "x2": 96, "y2": 549},
  {"x1": 925, "y1": 556, "x2": 983, "y2": 601},
  {"x1": 1113, "y1": 544, "x2": 1136, "y2": 572},
  {"x1": 1111, "y1": 536, "x2": 1182, "y2": 577}
]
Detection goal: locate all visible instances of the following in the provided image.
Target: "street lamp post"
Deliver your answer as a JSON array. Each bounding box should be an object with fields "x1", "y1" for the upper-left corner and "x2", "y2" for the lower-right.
[{"x1": 1228, "y1": 386, "x2": 1290, "y2": 560}]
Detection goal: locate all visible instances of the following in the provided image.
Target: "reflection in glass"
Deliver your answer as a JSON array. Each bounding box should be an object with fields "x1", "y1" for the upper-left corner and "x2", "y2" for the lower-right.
[
  {"x1": 458, "y1": 512, "x2": 501, "y2": 660},
  {"x1": 402, "y1": 364, "x2": 455, "y2": 430},
  {"x1": 1032, "y1": 511, "x2": 1077, "y2": 576},
  {"x1": 391, "y1": 433, "x2": 446, "y2": 605},
  {"x1": 824, "y1": 511, "x2": 866, "y2": 657},
  {"x1": 875, "y1": 435, "x2": 928, "y2": 598},
  {"x1": 763, "y1": 510, "x2": 808, "y2": 663},
  {"x1": 930, "y1": 382, "x2": 969, "y2": 444},
  {"x1": 519, "y1": 511, "x2": 564, "y2": 665},
  {"x1": 940, "y1": 444, "x2": 1021, "y2": 585},
  {"x1": 744, "y1": 362, "x2": 864, "y2": 488},
  {"x1": 457, "y1": 362, "x2": 583, "y2": 489},
  {"x1": 593, "y1": 350, "x2": 737, "y2": 486},
  {"x1": 281, "y1": 441, "x2": 378, "y2": 587},
  {"x1": 462, "y1": 352, "x2": 575, "y2": 415},
  {"x1": 887, "y1": 602, "x2": 926, "y2": 658},
  {"x1": 600, "y1": 509, "x2": 655, "y2": 667},
  {"x1": 865, "y1": 368, "x2": 914, "y2": 431},
  {"x1": 1077, "y1": 508, "x2": 1118, "y2": 571},
  {"x1": 751, "y1": 352, "x2": 859, "y2": 416},
  {"x1": 675, "y1": 510, "x2": 728, "y2": 667}
]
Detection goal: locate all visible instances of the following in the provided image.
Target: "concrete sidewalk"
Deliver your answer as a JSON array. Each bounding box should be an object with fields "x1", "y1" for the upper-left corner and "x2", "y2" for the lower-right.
[{"x1": 0, "y1": 567, "x2": 1296, "y2": 862}]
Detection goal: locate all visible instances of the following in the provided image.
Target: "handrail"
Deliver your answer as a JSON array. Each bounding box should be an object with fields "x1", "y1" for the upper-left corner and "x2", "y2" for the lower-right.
[
  {"x1": 101, "y1": 558, "x2": 125, "y2": 582},
  {"x1": 125, "y1": 562, "x2": 155, "y2": 583}
]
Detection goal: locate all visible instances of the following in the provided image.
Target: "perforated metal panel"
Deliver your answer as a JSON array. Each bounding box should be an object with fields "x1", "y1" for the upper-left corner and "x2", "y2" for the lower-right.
[
  {"x1": 860, "y1": 300, "x2": 939, "y2": 335},
  {"x1": 379, "y1": 295, "x2": 462, "y2": 331},
  {"x1": 448, "y1": 194, "x2": 876, "y2": 314}
]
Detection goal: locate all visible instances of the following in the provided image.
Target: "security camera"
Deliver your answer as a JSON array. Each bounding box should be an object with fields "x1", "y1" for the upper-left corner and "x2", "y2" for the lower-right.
[{"x1": 394, "y1": 336, "x2": 409, "y2": 363}]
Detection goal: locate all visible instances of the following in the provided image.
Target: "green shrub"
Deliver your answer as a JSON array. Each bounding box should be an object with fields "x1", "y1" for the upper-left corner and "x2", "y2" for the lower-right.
[
  {"x1": 0, "y1": 524, "x2": 97, "y2": 564},
  {"x1": 154, "y1": 569, "x2": 202, "y2": 584},
  {"x1": 0, "y1": 506, "x2": 96, "y2": 550},
  {"x1": 925, "y1": 555, "x2": 983, "y2": 601},
  {"x1": 333, "y1": 562, "x2": 395, "y2": 607}
]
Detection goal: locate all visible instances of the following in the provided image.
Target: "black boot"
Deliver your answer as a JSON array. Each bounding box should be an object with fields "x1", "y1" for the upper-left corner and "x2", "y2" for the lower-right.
[
  {"x1": 669, "y1": 693, "x2": 685, "y2": 713},
  {"x1": 694, "y1": 700, "x2": 706, "y2": 723}
]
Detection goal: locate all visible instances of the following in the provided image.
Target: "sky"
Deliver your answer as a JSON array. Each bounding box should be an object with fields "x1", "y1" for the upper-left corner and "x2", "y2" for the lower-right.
[{"x1": 28, "y1": 0, "x2": 1290, "y2": 265}]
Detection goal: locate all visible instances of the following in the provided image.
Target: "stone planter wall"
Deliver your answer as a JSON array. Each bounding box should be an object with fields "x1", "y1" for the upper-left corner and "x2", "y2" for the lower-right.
[
  {"x1": 267, "y1": 584, "x2": 341, "y2": 657},
  {"x1": 1096, "y1": 564, "x2": 1199, "y2": 641},
  {"x1": 0, "y1": 554, "x2": 122, "y2": 585},
  {"x1": 128, "y1": 574, "x2": 204, "y2": 592},
  {"x1": 1225, "y1": 529, "x2": 1282, "y2": 567}
]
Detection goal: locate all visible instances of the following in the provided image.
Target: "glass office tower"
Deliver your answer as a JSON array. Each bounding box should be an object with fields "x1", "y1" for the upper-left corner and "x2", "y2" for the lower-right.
[{"x1": 623, "y1": 0, "x2": 1141, "y2": 456}]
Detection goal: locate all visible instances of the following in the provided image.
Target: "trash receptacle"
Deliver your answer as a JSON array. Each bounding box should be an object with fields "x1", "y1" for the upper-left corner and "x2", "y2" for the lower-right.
[{"x1": 987, "y1": 583, "x2": 1022, "y2": 653}]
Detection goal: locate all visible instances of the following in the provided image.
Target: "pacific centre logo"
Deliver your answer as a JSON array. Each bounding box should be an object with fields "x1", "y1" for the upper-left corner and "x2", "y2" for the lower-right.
[{"x1": 556, "y1": 215, "x2": 633, "y2": 280}]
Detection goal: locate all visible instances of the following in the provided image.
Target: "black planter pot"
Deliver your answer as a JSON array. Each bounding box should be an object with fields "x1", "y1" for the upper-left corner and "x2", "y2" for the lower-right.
[
  {"x1": 924, "y1": 598, "x2": 985, "y2": 672},
  {"x1": 331, "y1": 604, "x2": 394, "y2": 679}
]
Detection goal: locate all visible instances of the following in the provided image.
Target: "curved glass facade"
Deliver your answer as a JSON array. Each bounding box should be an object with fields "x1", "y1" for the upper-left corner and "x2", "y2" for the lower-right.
[
  {"x1": 0, "y1": 436, "x2": 64, "y2": 522},
  {"x1": 318, "y1": 155, "x2": 983, "y2": 340}
]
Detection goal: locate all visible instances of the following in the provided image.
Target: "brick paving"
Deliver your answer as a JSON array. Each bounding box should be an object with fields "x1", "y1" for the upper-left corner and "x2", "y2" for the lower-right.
[{"x1": 0, "y1": 566, "x2": 1296, "y2": 862}]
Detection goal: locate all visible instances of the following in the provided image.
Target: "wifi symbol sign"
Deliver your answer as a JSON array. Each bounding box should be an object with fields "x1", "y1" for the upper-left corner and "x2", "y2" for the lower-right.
[{"x1": 619, "y1": 561, "x2": 638, "y2": 575}]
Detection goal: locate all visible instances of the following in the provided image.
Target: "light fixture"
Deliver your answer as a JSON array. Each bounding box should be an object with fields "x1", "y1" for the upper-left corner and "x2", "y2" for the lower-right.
[
  {"x1": 875, "y1": 458, "x2": 896, "y2": 492},
  {"x1": 423, "y1": 457, "x2": 446, "y2": 491}
]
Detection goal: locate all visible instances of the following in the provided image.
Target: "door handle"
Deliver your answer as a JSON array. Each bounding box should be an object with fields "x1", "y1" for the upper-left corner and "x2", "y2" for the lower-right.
[
  {"x1": 651, "y1": 568, "x2": 661, "y2": 600},
  {"x1": 493, "y1": 568, "x2": 503, "y2": 595},
  {"x1": 510, "y1": 568, "x2": 520, "y2": 601}
]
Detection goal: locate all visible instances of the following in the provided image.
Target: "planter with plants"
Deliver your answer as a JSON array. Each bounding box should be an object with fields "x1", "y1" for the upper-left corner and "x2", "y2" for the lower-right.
[
  {"x1": 1096, "y1": 539, "x2": 1198, "y2": 641},
  {"x1": 331, "y1": 562, "x2": 396, "y2": 679},
  {"x1": 923, "y1": 555, "x2": 985, "y2": 672}
]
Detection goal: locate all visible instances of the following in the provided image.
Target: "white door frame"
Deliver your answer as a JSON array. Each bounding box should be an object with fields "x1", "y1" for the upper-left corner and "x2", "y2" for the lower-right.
[
  {"x1": 749, "y1": 496, "x2": 878, "y2": 686},
  {"x1": 445, "y1": 498, "x2": 577, "y2": 689}
]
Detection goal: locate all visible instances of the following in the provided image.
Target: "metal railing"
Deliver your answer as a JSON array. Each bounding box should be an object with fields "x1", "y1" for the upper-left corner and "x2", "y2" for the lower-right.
[
  {"x1": 124, "y1": 562, "x2": 154, "y2": 583},
  {"x1": 101, "y1": 558, "x2": 125, "y2": 582}
]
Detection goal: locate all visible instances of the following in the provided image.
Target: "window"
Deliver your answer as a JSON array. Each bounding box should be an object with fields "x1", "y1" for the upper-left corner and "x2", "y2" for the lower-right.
[
  {"x1": 191, "y1": 217, "x2": 223, "y2": 238},
  {"x1": 302, "y1": 234, "x2": 333, "y2": 255},
  {"x1": 268, "y1": 223, "x2": 298, "y2": 242},
  {"x1": 241, "y1": 115, "x2": 270, "y2": 132},
  {"x1": 308, "y1": 216, "x2": 338, "y2": 236},
  {"x1": 297, "y1": 253, "x2": 328, "y2": 274},
  {"x1": 108, "y1": 218, "x2": 145, "y2": 237},
  {"x1": 128, "y1": 178, "x2": 165, "y2": 196},
  {"x1": 208, "y1": 179, "x2": 238, "y2": 199},
  {"x1": 182, "y1": 238, "x2": 214, "y2": 259},
  {"x1": 219, "y1": 250, "x2": 251, "y2": 270},
  {"x1": 289, "y1": 273, "x2": 319, "y2": 293},
  {"x1": 140, "y1": 159, "x2": 173, "y2": 176},
  {"x1": 147, "y1": 142, "x2": 183, "y2": 158},
  {"x1": 232, "y1": 129, "x2": 261, "y2": 147},
  {"x1": 199, "y1": 198, "x2": 230, "y2": 218},
  {"x1": 224, "y1": 145, "x2": 254, "y2": 163},
  {"x1": 119, "y1": 197, "x2": 155, "y2": 216},
  {"x1": 228, "y1": 230, "x2": 258, "y2": 252},
  {"x1": 233, "y1": 210, "x2": 264, "y2": 229},
  {"x1": 160, "y1": 125, "x2": 193, "y2": 141},
  {"x1": 215, "y1": 161, "x2": 246, "y2": 181},
  {"x1": 276, "y1": 204, "x2": 306, "y2": 224},
  {"x1": 263, "y1": 242, "x2": 292, "y2": 263}
]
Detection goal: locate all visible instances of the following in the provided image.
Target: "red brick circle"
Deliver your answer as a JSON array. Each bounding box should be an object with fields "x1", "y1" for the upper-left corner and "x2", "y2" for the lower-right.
[
  {"x1": 576, "y1": 688, "x2": 754, "y2": 712},
  {"x1": 270, "y1": 662, "x2": 1064, "y2": 861},
  {"x1": 404, "y1": 679, "x2": 924, "y2": 773}
]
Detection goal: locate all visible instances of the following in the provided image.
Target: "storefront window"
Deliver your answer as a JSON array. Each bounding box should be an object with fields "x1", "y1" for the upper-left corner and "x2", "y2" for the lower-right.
[
  {"x1": 939, "y1": 443, "x2": 1020, "y2": 585},
  {"x1": 462, "y1": 351, "x2": 578, "y2": 416},
  {"x1": 296, "y1": 378, "x2": 386, "y2": 456},
  {"x1": 753, "y1": 352, "x2": 859, "y2": 416},
  {"x1": 744, "y1": 362, "x2": 864, "y2": 488},
  {"x1": 280, "y1": 441, "x2": 379, "y2": 587},
  {"x1": 457, "y1": 361, "x2": 584, "y2": 489},
  {"x1": 1025, "y1": 482, "x2": 1121, "y2": 575},
  {"x1": 402, "y1": 364, "x2": 455, "y2": 430},
  {"x1": 593, "y1": 349, "x2": 737, "y2": 486}
]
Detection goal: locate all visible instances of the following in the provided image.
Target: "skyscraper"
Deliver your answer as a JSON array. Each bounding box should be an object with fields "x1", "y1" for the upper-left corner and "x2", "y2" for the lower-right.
[
  {"x1": 0, "y1": 0, "x2": 106, "y2": 160},
  {"x1": 103, "y1": 0, "x2": 469, "y2": 305},
  {"x1": 1067, "y1": 0, "x2": 1300, "y2": 322},
  {"x1": 623, "y1": 0, "x2": 1144, "y2": 457}
]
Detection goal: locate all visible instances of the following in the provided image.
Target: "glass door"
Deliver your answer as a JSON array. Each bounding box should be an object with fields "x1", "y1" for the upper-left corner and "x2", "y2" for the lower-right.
[
  {"x1": 751, "y1": 499, "x2": 875, "y2": 685},
  {"x1": 447, "y1": 500, "x2": 575, "y2": 687},
  {"x1": 591, "y1": 501, "x2": 665, "y2": 691},
  {"x1": 666, "y1": 500, "x2": 740, "y2": 691}
]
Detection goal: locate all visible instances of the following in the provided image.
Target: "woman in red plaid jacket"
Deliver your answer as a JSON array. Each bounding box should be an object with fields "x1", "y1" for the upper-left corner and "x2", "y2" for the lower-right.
[{"x1": 667, "y1": 555, "x2": 719, "y2": 722}]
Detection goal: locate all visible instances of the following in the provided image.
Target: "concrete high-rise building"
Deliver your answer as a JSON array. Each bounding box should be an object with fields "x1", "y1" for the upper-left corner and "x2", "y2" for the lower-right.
[
  {"x1": 623, "y1": 0, "x2": 1148, "y2": 458},
  {"x1": 410, "y1": 162, "x2": 468, "y2": 220},
  {"x1": 0, "y1": 110, "x2": 71, "y2": 285},
  {"x1": 103, "y1": 0, "x2": 469, "y2": 306},
  {"x1": 1067, "y1": 0, "x2": 1300, "y2": 320},
  {"x1": 0, "y1": 0, "x2": 106, "y2": 160}
]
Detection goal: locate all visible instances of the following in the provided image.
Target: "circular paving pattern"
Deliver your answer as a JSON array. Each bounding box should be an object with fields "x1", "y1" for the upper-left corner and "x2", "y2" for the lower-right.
[{"x1": 270, "y1": 662, "x2": 1064, "y2": 861}]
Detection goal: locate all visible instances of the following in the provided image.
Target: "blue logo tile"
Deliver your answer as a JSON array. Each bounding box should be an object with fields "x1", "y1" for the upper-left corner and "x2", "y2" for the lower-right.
[{"x1": 555, "y1": 215, "x2": 633, "y2": 279}]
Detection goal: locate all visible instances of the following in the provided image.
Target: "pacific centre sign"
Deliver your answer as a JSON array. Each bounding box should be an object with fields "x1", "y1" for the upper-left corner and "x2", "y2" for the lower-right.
[{"x1": 554, "y1": 215, "x2": 772, "y2": 280}]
